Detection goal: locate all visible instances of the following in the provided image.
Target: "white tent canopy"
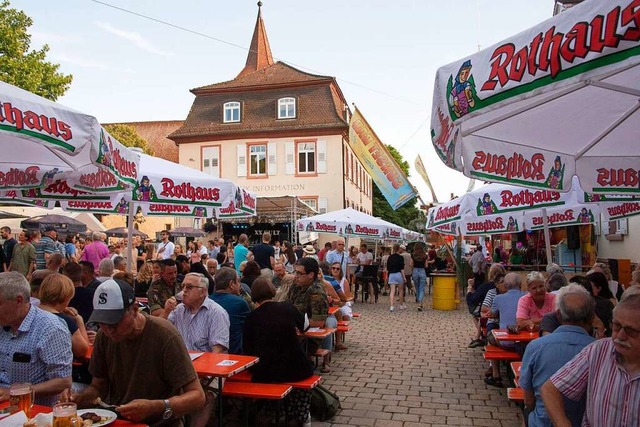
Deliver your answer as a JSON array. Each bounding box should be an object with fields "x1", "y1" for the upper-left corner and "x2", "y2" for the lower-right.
[
  {"x1": 296, "y1": 208, "x2": 404, "y2": 240},
  {"x1": 430, "y1": 0, "x2": 640, "y2": 195},
  {"x1": 0, "y1": 81, "x2": 139, "y2": 193}
]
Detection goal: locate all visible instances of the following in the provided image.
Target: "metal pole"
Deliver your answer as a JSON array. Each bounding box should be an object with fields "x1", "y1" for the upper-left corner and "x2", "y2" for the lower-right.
[
  {"x1": 542, "y1": 208, "x2": 553, "y2": 266},
  {"x1": 126, "y1": 203, "x2": 135, "y2": 274}
]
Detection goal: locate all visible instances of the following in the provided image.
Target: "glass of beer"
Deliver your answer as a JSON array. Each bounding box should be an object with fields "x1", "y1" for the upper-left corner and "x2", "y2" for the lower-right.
[
  {"x1": 9, "y1": 383, "x2": 33, "y2": 416},
  {"x1": 52, "y1": 402, "x2": 79, "y2": 427}
]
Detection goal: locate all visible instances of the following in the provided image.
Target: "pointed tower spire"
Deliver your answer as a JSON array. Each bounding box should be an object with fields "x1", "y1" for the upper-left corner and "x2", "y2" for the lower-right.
[{"x1": 237, "y1": 1, "x2": 274, "y2": 78}]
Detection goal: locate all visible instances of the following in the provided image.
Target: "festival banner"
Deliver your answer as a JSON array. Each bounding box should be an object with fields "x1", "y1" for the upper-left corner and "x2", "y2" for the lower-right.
[
  {"x1": 523, "y1": 206, "x2": 599, "y2": 230},
  {"x1": 349, "y1": 108, "x2": 416, "y2": 210},
  {"x1": 414, "y1": 155, "x2": 438, "y2": 203}
]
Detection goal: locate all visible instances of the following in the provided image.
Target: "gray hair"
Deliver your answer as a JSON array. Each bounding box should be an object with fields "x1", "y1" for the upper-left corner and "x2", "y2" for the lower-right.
[
  {"x1": 99, "y1": 258, "x2": 115, "y2": 276},
  {"x1": 620, "y1": 284, "x2": 640, "y2": 301},
  {"x1": 616, "y1": 292, "x2": 640, "y2": 312},
  {"x1": 92, "y1": 231, "x2": 102, "y2": 240},
  {"x1": 546, "y1": 263, "x2": 564, "y2": 276},
  {"x1": 556, "y1": 284, "x2": 594, "y2": 323},
  {"x1": 214, "y1": 267, "x2": 238, "y2": 291},
  {"x1": 504, "y1": 273, "x2": 522, "y2": 290},
  {"x1": 0, "y1": 272, "x2": 30, "y2": 301},
  {"x1": 526, "y1": 271, "x2": 546, "y2": 285},
  {"x1": 113, "y1": 256, "x2": 126, "y2": 270},
  {"x1": 546, "y1": 273, "x2": 568, "y2": 292},
  {"x1": 185, "y1": 272, "x2": 208, "y2": 289}
]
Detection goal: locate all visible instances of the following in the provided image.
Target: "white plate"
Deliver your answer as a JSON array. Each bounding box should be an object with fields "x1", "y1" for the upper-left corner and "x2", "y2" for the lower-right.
[{"x1": 77, "y1": 409, "x2": 117, "y2": 426}]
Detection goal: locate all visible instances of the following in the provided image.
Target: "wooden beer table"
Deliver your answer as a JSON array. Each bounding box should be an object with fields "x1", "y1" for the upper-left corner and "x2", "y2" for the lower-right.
[{"x1": 190, "y1": 352, "x2": 259, "y2": 427}]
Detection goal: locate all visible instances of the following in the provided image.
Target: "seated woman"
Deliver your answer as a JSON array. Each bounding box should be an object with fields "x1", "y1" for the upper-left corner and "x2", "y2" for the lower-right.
[
  {"x1": 585, "y1": 272, "x2": 615, "y2": 335},
  {"x1": 515, "y1": 271, "x2": 556, "y2": 331},
  {"x1": 134, "y1": 261, "x2": 155, "y2": 298},
  {"x1": 38, "y1": 273, "x2": 90, "y2": 359},
  {"x1": 466, "y1": 263, "x2": 506, "y2": 348},
  {"x1": 274, "y1": 274, "x2": 296, "y2": 302},
  {"x1": 243, "y1": 278, "x2": 314, "y2": 426}
]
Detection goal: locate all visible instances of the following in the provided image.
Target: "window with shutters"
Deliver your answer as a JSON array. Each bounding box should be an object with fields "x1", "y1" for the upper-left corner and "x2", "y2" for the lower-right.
[
  {"x1": 223, "y1": 102, "x2": 241, "y2": 123},
  {"x1": 300, "y1": 197, "x2": 318, "y2": 211},
  {"x1": 277, "y1": 97, "x2": 296, "y2": 119},
  {"x1": 296, "y1": 141, "x2": 316, "y2": 175},
  {"x1": 202, "y1": 145, "x2": 221, "y2": 178},
  {"x1": 248, "y1": 143, "x2": 267, "y2": 177}
]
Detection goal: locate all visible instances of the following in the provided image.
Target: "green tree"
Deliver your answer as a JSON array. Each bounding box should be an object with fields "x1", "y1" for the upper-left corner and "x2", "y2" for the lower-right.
[
  {"x1": 0, "y1": 1, "x2": 72, "y2": 100},
  {"x1": 103, "y1": 123, "x2": 155, "y2": 155},
  {"x1": 371, "y1": 145, "x2": 424, "y2": 230}
]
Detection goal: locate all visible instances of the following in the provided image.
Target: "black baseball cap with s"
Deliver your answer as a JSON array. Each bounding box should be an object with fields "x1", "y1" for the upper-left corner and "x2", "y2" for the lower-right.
[{"x1": 88, "y1": 279, "x2": 135, "y2": 325}]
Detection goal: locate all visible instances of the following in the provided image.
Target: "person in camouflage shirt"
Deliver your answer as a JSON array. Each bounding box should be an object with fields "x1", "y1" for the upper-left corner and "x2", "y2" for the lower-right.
[
  {"x1": 287, "y1": 257, "x2": 329, "y2": 356},
  {"x1": 147, "y1": 259, "x2": 180, "y2": 317}
]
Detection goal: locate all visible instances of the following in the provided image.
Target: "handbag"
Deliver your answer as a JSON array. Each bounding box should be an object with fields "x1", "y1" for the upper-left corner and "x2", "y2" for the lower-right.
[{"x1": 310, "y1": 384, "x2": 341, "y2": 421}]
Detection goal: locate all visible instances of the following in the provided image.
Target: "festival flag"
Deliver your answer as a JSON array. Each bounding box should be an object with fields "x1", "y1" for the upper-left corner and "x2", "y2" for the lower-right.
[
  {"x1": 348, "y1": 108, "x2": 416, "y2": 210},
  {"x1": 414, "y1": 155, "x2": 438, "y2": 203}
]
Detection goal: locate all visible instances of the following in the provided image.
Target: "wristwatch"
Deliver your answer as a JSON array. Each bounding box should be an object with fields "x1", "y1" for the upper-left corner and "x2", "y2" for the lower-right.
[{"x1": 162, "y1": 399, "x2": 173, "y2": 420}]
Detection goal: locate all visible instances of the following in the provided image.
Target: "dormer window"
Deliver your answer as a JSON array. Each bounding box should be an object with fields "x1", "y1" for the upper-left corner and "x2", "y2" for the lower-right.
[
  {"x1": 277, "y1": 97, "x2": 296, "y2": 119},
  {"x1": 223, "y1": 101, "x2": 241, "y2": 123}
]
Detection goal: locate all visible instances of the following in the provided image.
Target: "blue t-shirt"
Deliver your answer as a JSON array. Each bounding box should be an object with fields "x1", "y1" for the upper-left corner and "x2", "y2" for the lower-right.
[
  {"x1": 234, "y1": 244, "x2": 249, "y2": 274},
  {"x1": 520, "y1": 325, "x2": 594, "y2": 427},
  {"x1": 210, "y1": 293, "x2": 250, "y2": 354},
  {"x1": 491, "y1": 289, "x2": 526, "y2": 329},
  {"x1": 323, "y1": 275, "x2": 342, "y2": 293}
]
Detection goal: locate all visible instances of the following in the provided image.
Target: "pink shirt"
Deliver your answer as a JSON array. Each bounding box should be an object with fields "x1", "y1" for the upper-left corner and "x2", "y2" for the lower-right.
[
  {"x1": 551, "y1": 338, "x2": 640, "y2": 426},
  {"x1": 516, "y1": 292, "x2": 556, "y2": 321},
  {"x1": 80, "y1": 241, "x2": 110, "y2": 270}
]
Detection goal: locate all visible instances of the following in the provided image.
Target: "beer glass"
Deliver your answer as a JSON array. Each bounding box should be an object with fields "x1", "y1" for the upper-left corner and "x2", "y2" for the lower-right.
[
  {"x1": 52, "y1": 402, "x2": 80, "y2": 427},
  {"x1": 9, "y1": 383, "x2": 33, "y2": 416}
]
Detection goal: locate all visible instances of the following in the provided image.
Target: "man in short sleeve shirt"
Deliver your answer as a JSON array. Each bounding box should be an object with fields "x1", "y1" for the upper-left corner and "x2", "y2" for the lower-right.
[
  {"x1": 72, "y1": 279, "x2": 205, "y2": 426},
  {"x1": 0, "y1": 272, "x2": 72, "y2": 406}
]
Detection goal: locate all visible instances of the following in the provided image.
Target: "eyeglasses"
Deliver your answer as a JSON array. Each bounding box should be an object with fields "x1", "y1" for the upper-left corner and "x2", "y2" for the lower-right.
[
  {"x1": 331, "y1": 267, "x2": 341, "y2": 271},
  {"x1": 611, "y1": 321, "x2": 640, "y2": 338},
  {"x1": 294, "y1": 270, "x2": 309, "y2": 276},
  {"x1": 337, "y1": 243, "x2": 345, "y2": 246},
  {"x1": 184, "y1": 284, "x2": 205, "y2": 291}
]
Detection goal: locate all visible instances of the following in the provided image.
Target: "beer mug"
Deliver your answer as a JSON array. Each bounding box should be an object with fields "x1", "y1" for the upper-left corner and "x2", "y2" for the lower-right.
[
  {"x1": 52, "y1": 402, "x2": 82, "y2": 427},
  {"x1": 9, "y1": 383, "x2": 33, "y2": 415}
]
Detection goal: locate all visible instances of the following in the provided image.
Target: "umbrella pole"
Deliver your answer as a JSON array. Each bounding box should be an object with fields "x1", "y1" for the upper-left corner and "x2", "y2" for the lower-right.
[
  {"x1": 374, "y1": 240, "x2": 378, "y2": 262},
  {"x1": 541, "y1": 208, "x2": 552, "y2": 267},
  {"x1": 126, "y1": 203, "x2": 135, "y2": 274}
]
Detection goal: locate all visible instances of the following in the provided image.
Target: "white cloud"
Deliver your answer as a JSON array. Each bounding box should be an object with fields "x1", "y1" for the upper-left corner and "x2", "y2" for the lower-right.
[
  {"x1": 31, "y1": 31, "x2": 82, "y2": 46},
  {"x1": 95, "y1": 22, "x2": 174, "y2": 57}
]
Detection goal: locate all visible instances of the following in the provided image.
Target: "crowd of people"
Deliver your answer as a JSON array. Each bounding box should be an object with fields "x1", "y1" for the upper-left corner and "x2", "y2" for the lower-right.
[
  {"x1": 465, "y1": 256, "x2": 640, "y2": 426},
  {"x1": 0, "y1": 227, "x2": 370, "y2": 426}
]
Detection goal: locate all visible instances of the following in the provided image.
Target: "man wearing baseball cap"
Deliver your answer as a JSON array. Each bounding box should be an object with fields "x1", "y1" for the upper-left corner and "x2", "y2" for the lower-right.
[
  {"x1": 34, "y1": 226, "x2": 61, "y2": 270},
  {"x1": 70, "y1": 279, "x2": 205, "y2": 425}
]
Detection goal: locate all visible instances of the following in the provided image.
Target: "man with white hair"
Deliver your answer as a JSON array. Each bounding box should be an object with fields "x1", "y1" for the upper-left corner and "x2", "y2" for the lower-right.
[
  {"x1": 0, "y1": 271, "x2": 72, "y2": 405},
  {"x1": 96, "y1": 258, "x2": 115, "y2": 282},
  {"x1": 520, "y1": 284, "x2": 595, "y2": 427},
  {"x1": 80, "y1": 231, "x2": 109, "y2": 271},
  {"x1": 542, "y1": 293, "x2": 640, "y2": 426},
  {"x1": 206, "y1": 258, "x2": 218, "y2": 277}
]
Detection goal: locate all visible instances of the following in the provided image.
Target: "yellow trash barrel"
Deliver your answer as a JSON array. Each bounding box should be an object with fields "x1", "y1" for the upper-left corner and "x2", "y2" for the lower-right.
[{"x1": 432, "y1": 273, "x2": 457, "y2": 311}]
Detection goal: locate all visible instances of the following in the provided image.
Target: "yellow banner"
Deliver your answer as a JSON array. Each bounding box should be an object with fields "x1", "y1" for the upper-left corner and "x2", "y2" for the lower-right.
[
  {"x1": 414, "y1": 155, "x2": 438, "y2": 203},
  {"x1": 348, "y1": 109, "x2": 416, "y2": 210}
]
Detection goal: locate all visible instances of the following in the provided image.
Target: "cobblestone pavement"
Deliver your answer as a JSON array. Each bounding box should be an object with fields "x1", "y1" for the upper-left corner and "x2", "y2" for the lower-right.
[{"x1": 315, "y1": 293, "x2": 524, "y2": 427}]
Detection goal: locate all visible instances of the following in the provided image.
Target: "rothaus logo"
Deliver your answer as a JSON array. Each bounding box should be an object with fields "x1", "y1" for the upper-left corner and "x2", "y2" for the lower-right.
[
  {"x1": 500, "y1": 189, "x2": 561, "y2": 208},
  {"x1": 160, "y1": 178, "x2": 220, "y2": 203},
  {"x1": 597, "y1": 168, "x2": 640, "y2": 189},
  {"x1": 0, "y1": 101, "x2": 72, "y2": 141},
  {"x1": 481, "y1": 1, "x2": 640, "y2": 91},
  {"x1": 472, "y1": 151, "x2": 546, "y2": 181}
]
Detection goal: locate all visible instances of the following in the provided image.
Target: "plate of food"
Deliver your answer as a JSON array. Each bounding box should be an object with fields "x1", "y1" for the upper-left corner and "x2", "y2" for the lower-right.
[{"x1": 77, "y1": 409, "x2": 117, "y2": 426}]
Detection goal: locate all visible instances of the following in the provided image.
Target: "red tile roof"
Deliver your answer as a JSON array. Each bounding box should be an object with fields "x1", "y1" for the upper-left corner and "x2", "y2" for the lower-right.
[{"x1": 237, "y1": 3, "x2": 274, "y2": 78}]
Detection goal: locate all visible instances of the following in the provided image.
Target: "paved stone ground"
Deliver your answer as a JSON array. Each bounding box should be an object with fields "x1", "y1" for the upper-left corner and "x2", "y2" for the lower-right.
[{"x1": 313, "y1": 292, "x2": 524, "y2": 427}]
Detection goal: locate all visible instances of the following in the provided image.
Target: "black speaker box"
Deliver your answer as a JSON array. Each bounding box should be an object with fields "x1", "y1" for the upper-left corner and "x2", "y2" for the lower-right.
[{"x1": 567, "y1": 226, "x2": 580, "y2": 249}]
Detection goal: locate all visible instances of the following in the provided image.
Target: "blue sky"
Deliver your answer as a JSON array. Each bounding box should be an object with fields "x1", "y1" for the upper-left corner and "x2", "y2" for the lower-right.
[{"x1": 14, "y1": 0, "x2": 554, "y2": 204}]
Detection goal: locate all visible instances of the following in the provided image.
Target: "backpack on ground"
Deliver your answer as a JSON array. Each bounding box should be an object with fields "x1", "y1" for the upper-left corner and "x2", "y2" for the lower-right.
[{"x1": 310, "y1": 384, "x2": 341, "y2": 421}]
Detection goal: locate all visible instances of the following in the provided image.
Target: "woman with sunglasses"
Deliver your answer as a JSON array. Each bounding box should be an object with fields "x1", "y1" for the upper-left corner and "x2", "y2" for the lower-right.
[{"x1": 331, "y1": 261, "x2": 352, "y2": 350}]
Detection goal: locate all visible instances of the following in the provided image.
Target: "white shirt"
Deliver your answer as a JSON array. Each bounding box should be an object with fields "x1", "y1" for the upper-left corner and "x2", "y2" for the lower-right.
[
  {"x1": 198, "y1": 246, "x2": 208, "y2": 256},
  {"x1": 157, "y1": 240, "x2": 175, "y2": 260},
  {"x1": 357, "y1": 251, "x2": 373, "y2": 265}
]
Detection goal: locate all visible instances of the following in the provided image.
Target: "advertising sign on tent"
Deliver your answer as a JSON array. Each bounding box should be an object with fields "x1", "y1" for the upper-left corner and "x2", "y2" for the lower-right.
[
  {"x1": 430, "y1": 0, "x2": 640, "y2": 195},
  {"x1": 348, "y1": 108, "x2": 416, "y2": 209}
]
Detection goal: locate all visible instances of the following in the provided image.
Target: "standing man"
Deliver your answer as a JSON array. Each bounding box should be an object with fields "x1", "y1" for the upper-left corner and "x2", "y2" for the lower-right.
[
  {"x1": 212, "y1": 267, "x2": 251, "y2": 354},
  {"x1": 207, "y1": 239, "x2": 219, "y2": 260},
  {"x1": 469, "y1": 244, "x2": 486, "y2": 288},
  {"x1": 326, "y1": 239, "x2": 348, "y2": 276},
  {"x1": 1, "y1": 227, "x2": 17, "y2": 269},
  {"x1": 156, "y1": 231, "x2": 175, "y2": 260},
  {"x1": 148, "y1": 259, "x2": 180, "y2": 317},
  {"x1": 34, "y1": 226, "x2": 61, "y2": 270},
  {"x1": 168, "y1": 273, "x2": 229, "y2": 353},
  {"x1": 0, "y1": 272, "x2": 72, "y2": 405},
  {"x1": 252, "y1": 232, "x2": 275, "y2": 278},
  {"x1": 399, "y1": 244, "x2": 413, "y2": 294},
  {"x1": 519, "y1": 284, "x2": 595, "y2": 427},
  {"x1": 541, "y1": 293, "x2": 640, "y2": 426},
  {"x1": 318, "y1": 242, "x2": 332, "y2": 262},
  {"x1": 80, "y1": 231, "x2": 109, "y2": 271},
  {"x1": 64, "y1": 262, "x2": 95, "y2": 325},
  {"x1": 233, "y1": 234, "x2": 249, "y2": 274},
  {"x1": 79, "y1": 261, "x2": 102, "y2": 292},
  {"x1": 71, "y1": 279, "x2": 205, "y2": 425},
  {"x1": 9, "y1": 230, "x2": 35, "y2": 280}
]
